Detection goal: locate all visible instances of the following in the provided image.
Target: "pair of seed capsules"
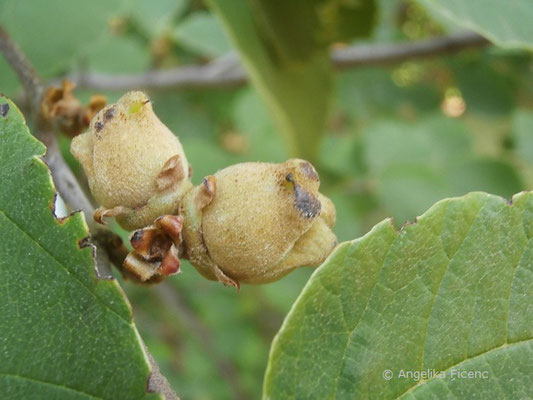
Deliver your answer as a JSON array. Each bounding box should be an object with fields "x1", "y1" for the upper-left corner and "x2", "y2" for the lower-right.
[{"x1": 71, "y1": 92, "x2": 337, "y2": 288}]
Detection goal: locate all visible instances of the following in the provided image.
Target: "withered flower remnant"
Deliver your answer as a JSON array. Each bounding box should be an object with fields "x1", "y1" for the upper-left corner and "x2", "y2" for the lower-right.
[
  {"x1": 42, "y1": 80, "x2": 106, "y2": 137},
  {"x1": 71, "y1": 91, "x2": 337, "y2": 287}
]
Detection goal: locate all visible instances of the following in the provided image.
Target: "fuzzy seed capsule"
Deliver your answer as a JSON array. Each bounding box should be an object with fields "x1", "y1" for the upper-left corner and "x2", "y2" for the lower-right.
[
  {"x1": 71, "y1": 91, "x2": 337, "y2": 286},
  {"x1": 180, "y1": 159, "x2": 337, "y2": 286},
  {"x1": 71, "y1": 91, "x2": 191, "y2": 230}
]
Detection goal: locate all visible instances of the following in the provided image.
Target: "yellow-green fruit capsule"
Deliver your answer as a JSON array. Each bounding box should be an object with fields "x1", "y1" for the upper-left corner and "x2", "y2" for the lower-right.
[
  {"x1": 181, "y1": 159, "x2": 337, "y2": 286},
  {"x1": 71, "y1": 91, "x2": 191, "y2": 230}
]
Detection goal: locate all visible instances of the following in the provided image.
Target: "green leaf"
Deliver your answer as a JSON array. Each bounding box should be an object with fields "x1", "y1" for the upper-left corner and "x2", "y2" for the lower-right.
[
  {"x1": 264, "y1": 191, "x2": 533, "y2": 399},
  {"x1": 416, "y1": 0, "x2": 533, "y2": 51},
  {"x1": 232, "y1": 88, "x2": 288, "y2": 163},
  {"x1": 173, "y1": 11, "x2": 233, "y2": 58},
  {"x1": 363, "y1": 115, "x2": 523, "y2": 224},
  {"x1": 206, "y1": 0, "x2": 375, "y2": 162},
  {"x1": 86, "y1": 34, "x2": 150, "y2": 74},
  {"x1": 0, "y1": 0, "x2": 127, "y2": 76},
  {"x1": 0, "y1": 97, "x2": 161, "y2": 399}
]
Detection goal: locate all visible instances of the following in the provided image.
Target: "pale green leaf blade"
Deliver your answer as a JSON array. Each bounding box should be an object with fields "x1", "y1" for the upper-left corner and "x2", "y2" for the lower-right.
[
  {"x1": 206, "y1": 0, "x2": 331, "y2": 161},
  {"x1": 206, "y1": 0, "x2": 375, "y2": 161},
  {"x1": 264, "y1": 191, "x2": 533, "y2": 399},
  {"x1": 0, "y1": 97, "x2": 161, "y2": 399},
  {"x1": 416, "y1": 0, "x2": 533, "y2": 51}
]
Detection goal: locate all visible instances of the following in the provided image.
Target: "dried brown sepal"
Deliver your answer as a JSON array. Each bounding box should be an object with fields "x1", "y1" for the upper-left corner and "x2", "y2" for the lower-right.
[
  {"x1": 94, "y1": 206, "x2": 131, "y2": 225},
  {"x1": 123, "y1": 214, "x2": 184, "y2": 282},
  {"x1": 155, "y1": 215, "x2": 183, "y2": 245},
  {"x1": 212, "y1": 263, "x2": 240, "y2": 290},
  {"x1": 123, "y1": 253, "x2": 161, "y2": 282},
  {"x1": 156, "y1": 155, "x2": 185, "y2": 191},
  {"x1": 195, "y1": 175, "x2": 216, "y2": 210},
  {"x1": 158, "y1": 245, "x2": 180, "y2": 276},
  {"x1": 130, "y1": 227, "x2": 169, "y2": 260}
]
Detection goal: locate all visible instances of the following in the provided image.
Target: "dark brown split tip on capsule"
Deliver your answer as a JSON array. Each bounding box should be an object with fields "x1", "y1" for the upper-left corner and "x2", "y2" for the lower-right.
[
  {"x1": 300, "y1": 161, "x2": 319, "y2": 181},
  {"x1": 293, "y1": 184, "x2": 321, "y2": 219},
  {"x1": 94, "y1": 120, "x2": 104, "y2": 132},
  {"x1": 103, "y1": 107, "x2": 115, "y2": 121}
]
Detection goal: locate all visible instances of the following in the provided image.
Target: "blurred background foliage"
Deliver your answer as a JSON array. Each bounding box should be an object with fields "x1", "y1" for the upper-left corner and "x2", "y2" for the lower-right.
[{"x1": 1, "y1": 0, "x2": 533, "y2": 399}]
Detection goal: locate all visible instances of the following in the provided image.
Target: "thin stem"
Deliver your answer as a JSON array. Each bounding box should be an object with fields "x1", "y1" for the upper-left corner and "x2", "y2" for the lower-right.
[{"x1": 58, "y1": 32, "x2": 489, "y2": 91}]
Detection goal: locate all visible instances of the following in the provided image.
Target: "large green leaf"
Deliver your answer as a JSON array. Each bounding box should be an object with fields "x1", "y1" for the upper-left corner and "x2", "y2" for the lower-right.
[
  {"x1": 0, "y1": 97, "x2": 161, "y2": 399},
  {"x1": 416, "y1": 0, "x2": 533, "y2": 51},
  {"x1": 206, "y1": 0, "x2": 375, "y2": 162},
  {"x1": 363, "y1": 115, "x2": 523, "y2": 224},
  {"x1": 264, "y1": 191, "x2": 533, "y2": 399}
]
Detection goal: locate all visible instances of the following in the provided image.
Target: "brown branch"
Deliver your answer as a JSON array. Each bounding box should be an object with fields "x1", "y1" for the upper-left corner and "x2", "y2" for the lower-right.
[
  {"x1": 0, "y1": 25, "x2": 43, "y2": 117},
  {"x1": 0, "y1": 24, "x2": 178, "y2": 400},
  {"x1": 332, "y1": 31, "x2": 488, "y2": 69},
  {"x1": 143, "y1": 342, "x2": 180, "y2": 400},
  {"x1": 60, "y1": 32, "x2": 489, "y2": 91}
]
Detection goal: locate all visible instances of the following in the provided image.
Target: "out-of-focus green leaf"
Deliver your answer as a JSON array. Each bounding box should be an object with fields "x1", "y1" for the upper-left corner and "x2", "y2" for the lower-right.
[
  {"x1": 373, "y1": 0, "x2": 403, "y2": 41},
  {"x1": 151, "y1": 91, "x2": 218, "y2": 140},
  {"x1": 364, "y1": 115, "x2": 523, "y2": 223},
  {"x1": 453, "y1": 58, "x2": 516, "y2": 116},
  {"x1": 376, "y1": 165, "x2": 451, "y2": 224},
  {"x1": 265, "y1": 191, "x2": 533, "y2": 399},
  {"x1": 0, "y1": 0, "x2": 127, "y2": 76},
  {"x1": 0, "y1": 96, "x2": 161, "y2": 399},
  {"x1": 320, "y1": 134, "x2": 359, "y2": 176},
  {"x1": 233, "y1": 88, "x2": 288, "y2": 163},
  {"x1": 253, "y1": 0, "x2": 376, "y2": 57},
  {"x1": 363, "y1": 116, "x2": 471, "y2": 175},
  {"x1": 173, "y1": 11, "x2": 232, "y2": 58},
  {"x1": 206, "y1": 0, "x2": 376, "y2": 162},
  {"x1": 448, "y1": 158, "x2": 523, "y2": 196},
  {"x1": 513, "y1": 109, "x2": 533, "y2": 166},
  {"x1": 87, "y1": 34, "x2": 150, "y2": 74},
  {"x1": 328, "y1": 190, "x2": 364, "y2": 241},
  {"x1": 181, "y1": 137, "x2": 241, "y2": 184},
  {"x1": 336, "y1": 68, "x2": 441, "y2": 124},
  {"x1": 416, "y1": 0, "x2": 533, "y2": 51},
  {"x1": 128, "y1": 0, "x2": 188, "y2": 38}
]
